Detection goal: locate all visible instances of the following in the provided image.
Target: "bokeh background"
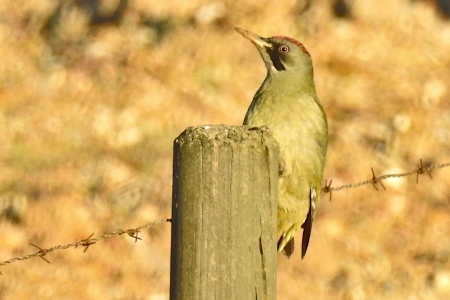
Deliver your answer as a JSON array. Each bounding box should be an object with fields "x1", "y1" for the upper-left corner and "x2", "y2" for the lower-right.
[{"x1": 1, "y1": 0, "x2": 450, "y2": 299}]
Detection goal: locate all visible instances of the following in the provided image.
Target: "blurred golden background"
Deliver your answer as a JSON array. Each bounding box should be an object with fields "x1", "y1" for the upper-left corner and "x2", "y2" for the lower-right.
[{"x1": 1, "y1": 0, "x2": 450, "y2": 299}]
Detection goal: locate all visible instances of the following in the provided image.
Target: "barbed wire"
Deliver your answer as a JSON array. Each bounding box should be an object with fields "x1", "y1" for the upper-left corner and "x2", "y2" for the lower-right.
[
  {"x1": 0, "y1": 218, "x2": 171, "y2": 272},
  {"x1": 1, "y1": 159, "x2": 449, "y2": 273},
  {"x1": 322, "y1": 159, "x2": 450, "y2": 200}
]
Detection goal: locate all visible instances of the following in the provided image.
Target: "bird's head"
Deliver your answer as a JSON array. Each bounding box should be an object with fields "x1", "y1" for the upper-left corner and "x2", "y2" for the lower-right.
[{"x1": 235, "y1": 27, "x2": 313, "y2": 76}]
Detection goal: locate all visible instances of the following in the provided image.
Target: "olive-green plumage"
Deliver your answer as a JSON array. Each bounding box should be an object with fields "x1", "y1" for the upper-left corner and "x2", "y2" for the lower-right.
[{"x1": 235, "y1": 28, "x2": 328, "y2": 258}]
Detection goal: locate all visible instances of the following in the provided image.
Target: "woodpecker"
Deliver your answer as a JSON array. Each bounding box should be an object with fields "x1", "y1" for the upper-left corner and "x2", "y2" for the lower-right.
[{"x1": 236, "y1": 27, "x2": 328, "y2": 258}]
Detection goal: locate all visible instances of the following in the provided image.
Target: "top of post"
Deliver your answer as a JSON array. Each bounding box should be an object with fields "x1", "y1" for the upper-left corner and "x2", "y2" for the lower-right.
[{"x1": 174, "y1": 125, "x2": 279, "y2": 150}]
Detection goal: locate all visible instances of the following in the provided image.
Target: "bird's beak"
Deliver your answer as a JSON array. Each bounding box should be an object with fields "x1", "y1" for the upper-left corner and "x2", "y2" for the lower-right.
[{"x1": 235, "y1": 27, "x2": 272, "y2": 49}]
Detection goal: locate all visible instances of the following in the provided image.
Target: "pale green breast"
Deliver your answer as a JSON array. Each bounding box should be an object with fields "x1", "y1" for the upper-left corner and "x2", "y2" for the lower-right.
[{"x1": 244, "y1": 90, "x2": 328, "y2": 211}]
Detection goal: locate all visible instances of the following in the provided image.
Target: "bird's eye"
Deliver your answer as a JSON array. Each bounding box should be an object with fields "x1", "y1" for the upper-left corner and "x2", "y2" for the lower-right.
[{"x1": 279, "y1": 45, "x2": 289, "y2": 53}]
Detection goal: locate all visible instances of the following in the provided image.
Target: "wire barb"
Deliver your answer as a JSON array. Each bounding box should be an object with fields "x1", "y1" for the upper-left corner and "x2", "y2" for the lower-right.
[
  {"x1": 416, "y1": 158, "x2": 433, "y2": 184},
  {"x1": 125, "y1": 229, "x2": 142, "y2": 243},
  {"x1": 75, "y1": 233, "x2": 96, "y2": 253},
  {"x1": 370, "y1": 167, "x2": 386, "y2": 191},
  {"x1": 322, "y1": 179, "x2": 333, "y2": 201},
  {"x1": 30, "y1": 244, "x2": 51, "y2": 264}
]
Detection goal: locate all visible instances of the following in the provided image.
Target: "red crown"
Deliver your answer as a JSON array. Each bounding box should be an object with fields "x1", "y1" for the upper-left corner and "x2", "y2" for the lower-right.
[{"x1": 272, "y1": 36, "x2": 310, "y2": 56}]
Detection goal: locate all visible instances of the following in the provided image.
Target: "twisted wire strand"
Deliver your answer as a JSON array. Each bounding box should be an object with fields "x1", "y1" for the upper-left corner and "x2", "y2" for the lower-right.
[
  {"x1": 1, "y1": 160, "x2": 449, "y2": 270},
  {"x1": 0, "y1": 219, "x2": 170, "y2": 268}
]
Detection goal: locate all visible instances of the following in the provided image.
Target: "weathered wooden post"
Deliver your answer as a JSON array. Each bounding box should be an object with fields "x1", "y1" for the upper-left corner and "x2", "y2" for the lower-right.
[{"x1": 170, "y1": 125, "x2": 279, "y2": 300}]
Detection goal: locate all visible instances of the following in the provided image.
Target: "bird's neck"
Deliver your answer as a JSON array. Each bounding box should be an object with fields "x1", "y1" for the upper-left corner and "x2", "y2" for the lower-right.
[{"x1": 265, "y1": 69, "x2": 317, "y2": 96}]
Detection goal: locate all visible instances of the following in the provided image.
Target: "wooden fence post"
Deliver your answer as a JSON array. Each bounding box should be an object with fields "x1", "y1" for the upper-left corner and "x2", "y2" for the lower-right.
[{"x1": 170, "y1": 125, "x2": 279, "y2": 300}]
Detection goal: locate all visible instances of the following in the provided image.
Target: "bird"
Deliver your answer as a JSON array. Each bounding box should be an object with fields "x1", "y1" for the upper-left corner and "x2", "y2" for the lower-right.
[{"x1": 235, "y1": 27, "x2": 328, "y2": 258}]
